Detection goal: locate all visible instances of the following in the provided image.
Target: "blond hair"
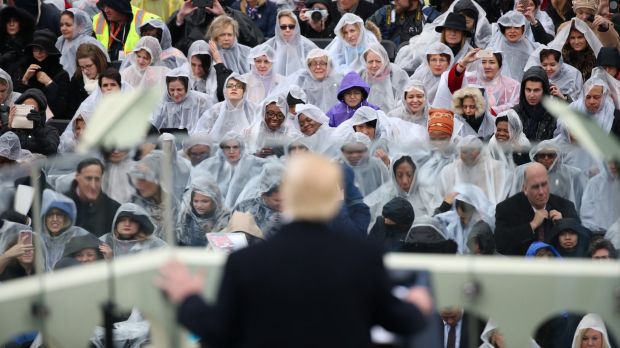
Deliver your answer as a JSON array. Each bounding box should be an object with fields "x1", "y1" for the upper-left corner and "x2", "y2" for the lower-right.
[{"x1": 206, "y1": 15, "x2": 239, "y2": 41}]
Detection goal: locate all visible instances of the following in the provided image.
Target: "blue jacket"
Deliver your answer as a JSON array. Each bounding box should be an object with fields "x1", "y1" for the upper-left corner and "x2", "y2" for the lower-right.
[{"x1": 231, "y1": 0, "x2": 278, "y2": 38}]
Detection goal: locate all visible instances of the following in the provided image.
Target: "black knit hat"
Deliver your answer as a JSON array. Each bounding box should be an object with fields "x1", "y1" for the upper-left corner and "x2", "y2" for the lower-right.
[
  {"x1": 435, "y1": 12, "x2": 472, "y2": 36},
  {"x1": 25, "y1": 29, "x2": 60, "y2": 55},
  {"x1": 596, "y1": 47, "x2": 620, "y2": 69}
]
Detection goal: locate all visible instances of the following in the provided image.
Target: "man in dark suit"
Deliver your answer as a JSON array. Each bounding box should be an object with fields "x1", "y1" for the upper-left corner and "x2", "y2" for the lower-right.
[
  {"x1": 495, "y1": 162, "x2": 580, "y2": 256},
  {"x1": 158, "y1": 154, "x2": 432, "y2": 348},
  {"x1": 436, "y1": 307, "x2": 485, "y2": 348}
]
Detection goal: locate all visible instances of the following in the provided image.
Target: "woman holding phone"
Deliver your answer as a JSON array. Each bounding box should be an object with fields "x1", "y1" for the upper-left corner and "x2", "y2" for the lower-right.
[{"x1": 0, "y1": 222, "x2": 42, "y2": 281}]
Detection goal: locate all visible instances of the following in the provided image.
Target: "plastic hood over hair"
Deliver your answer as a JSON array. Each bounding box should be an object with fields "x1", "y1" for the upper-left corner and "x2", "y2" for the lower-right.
[
  {"x1": 306, "y1": 47, "x2": 333, "y2": 74},
  {"x1": 388, "y1": 79, "x2": 428, "y2": 125},
  {"x1": 139, "y1": 18, "x2": 173, "y2": 50},
  {"x1": 183, "y1": 131, "x2": 213, "y2": 153},
  {"x1": 184, "y1": 40, "x2": 218, "y2": 100},
  {"x1": 0, "y1": 222, "x2": 51, "y2": 271},
  {"x1": 129, "y1": 152, "x2": 162, "y2": 185},
  {"x1": 495, "y1": 109, "x2": 530, "y2": 146},
  {"x1": 41, "y1": 189, "x2": 77, "y2": 223},
  {"x1": 457, "y1": 134, "x2": 484, "y2": 150},
  {"x1": 132, "y1": 36, "x2": 162, "y2": 65},
  {"x1": 350, "y1": 106, "x2": 379, "y2": 126},
  {"x1": 569, "y1": 71, "x2": 616, "y2": 133},
  {"x1": 411, "y1": 41, "x2": 454, "y2": 104},
  {"x1": 404, "y1": 216, "x2": 449, "y2": 243},
  {"x1": 326, "y1": 13, "x2": 379, "y2": 73},
  {"x1": 0, "y1": 68, "x2": 16, "y2": 104},
  {"x1": 288, "y1": 85, "x2": 307, "y2": 102},
  {"x1": 112, "y1": 202, "x2": 156, "y2": 235},
  {"x1": 261, "y1": 94, "x2": 288, "y2": 121},
  {"x1": 362, "y1": 43, "x2": 390, "y2": 79},
  {"x1": 295, "y1": 104, "x2": 329, "y2": 124},
  {"x1": 549, "y1": 18, "x2": 602, "y2": 56},
  {"x1": 570, "y1": 313, "x2": 612, "y2": 348},
  {"x1": 360, "y1": 43, "x2": 410, "y2": 112},
  {"x1": 334, "y1": 13, "x2": 364, "y2": 45},
  {"x1": 235, "y1": 161, "x2": 285, "y2": 203},
  {"x1": 523, "y1": 45, "x2": 583, "y2": 100},
  {"x1": 0, "y1": 132, "x2": 22, "y2": 160},
  {"x1": 248, "y1": 44, "x2": 276, "y2": 65},
  {"x1": 342, "y1": 131, "x2": 372, "y2": 150}
]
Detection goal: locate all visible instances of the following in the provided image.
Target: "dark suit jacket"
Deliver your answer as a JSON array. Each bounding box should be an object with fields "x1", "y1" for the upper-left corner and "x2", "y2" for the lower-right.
[
  {"x1": 495, "y1": 192, "x2": 579, "y2": 256},
  {"x1": 178, "y1": 221, "x2": 426, "y2": 348},
  {"x1": 435, "y1": 312, "x2": 485, "y2": 348},
  {"x1": 329, "y1": 1, "x2": 378, "y2": 22}
]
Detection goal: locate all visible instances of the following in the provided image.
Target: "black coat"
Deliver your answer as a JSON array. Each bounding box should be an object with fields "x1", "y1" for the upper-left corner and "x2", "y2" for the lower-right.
[
  {"x1": 495, "y1": 192, "x2": 579, "y2": 256},
  {"x1": 67, "y1": 76, "x2": 89, "y2": 118},
  {"x1": 18, "y1": 56, "x2": 71, "y2": 120},
  {"x1": 329, "y1": 0, "x2": 378, "y2": 22},
  {"x1": 178, "y1": 221, "x2": 427, "y2": 348},
  {"x1": 65, "y1": 183, "x2": 121, "y2": 237},
  {"x1": 435, "y1": 312, "x2": 486, "y2": 348}
]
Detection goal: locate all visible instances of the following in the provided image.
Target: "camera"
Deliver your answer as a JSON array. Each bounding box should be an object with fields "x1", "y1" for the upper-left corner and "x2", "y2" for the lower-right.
[{"x1": 306, "y1": 9, "x2": 328, "y2": 22}]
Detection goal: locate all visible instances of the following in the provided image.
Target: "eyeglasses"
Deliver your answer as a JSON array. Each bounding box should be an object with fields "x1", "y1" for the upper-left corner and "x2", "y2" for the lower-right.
[
  {"x1": 79, "y1": 63, "x2": 96, "y2": 71},
  {"x1": 225, "y1": 83, "x2": 244, "y2": 89},
  {"x1": 536, "y1": 153, "x2": 557, "y2": 159},
  {"x1": 280, "y1": 24, "x2": 296, "y2": 30},
  {"x1": 265, "y1": 111, "x2": 285, "y2": 121},
  {"x1": 308, "y1": 61, "x2": 328, "y2": 68},
  {"x1": 221, "y1": 145, "x2": 240, "y2": 151}
]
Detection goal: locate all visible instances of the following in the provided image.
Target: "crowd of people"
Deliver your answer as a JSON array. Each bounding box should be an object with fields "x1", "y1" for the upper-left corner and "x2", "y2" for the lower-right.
[{"x1": 0, "y1": 0, "x2": 618, "y2": 346}]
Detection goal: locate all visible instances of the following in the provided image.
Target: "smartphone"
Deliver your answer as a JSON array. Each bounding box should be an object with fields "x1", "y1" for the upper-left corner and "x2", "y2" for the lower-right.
[
  {"x1": 19, "y1": 230, "x2": 33, "y2": 246},
  {"x1": 11, "y1": 104, "x2": 34, "y2": 129},
  {"x1": 475, "y1": 49, "x2": 494, "y2": 59},
  {"x1": 193, "y1": 0, "x2": 213, "y2": 8}
]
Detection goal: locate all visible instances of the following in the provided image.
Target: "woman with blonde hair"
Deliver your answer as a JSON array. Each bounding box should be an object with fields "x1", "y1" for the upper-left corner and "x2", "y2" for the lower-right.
[{"x1": 207, "y1": 15, "x2": 250, "y2": 74}]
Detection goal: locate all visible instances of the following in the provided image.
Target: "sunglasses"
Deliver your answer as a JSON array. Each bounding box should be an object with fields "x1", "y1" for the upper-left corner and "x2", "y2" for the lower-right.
[{"x1": 280, "y1": 24, "x2": 296, "y2": 30}]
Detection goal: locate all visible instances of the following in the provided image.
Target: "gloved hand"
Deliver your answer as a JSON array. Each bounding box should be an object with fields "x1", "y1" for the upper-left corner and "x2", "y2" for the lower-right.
[{"x1": 26, "y1": 110, "x2": 45, "y2": 128}]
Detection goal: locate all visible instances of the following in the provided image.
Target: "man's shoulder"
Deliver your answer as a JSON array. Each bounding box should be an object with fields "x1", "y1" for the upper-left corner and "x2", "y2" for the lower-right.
[
  {"x1": 496, "y1": 192, "x2": 527, "y2": 210},
  {"x1": 548, "y1": 193, "x2": 577, "y2": 211}
]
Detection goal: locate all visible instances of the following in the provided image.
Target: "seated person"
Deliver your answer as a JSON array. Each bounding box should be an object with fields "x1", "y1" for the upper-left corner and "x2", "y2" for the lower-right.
[
  {"x1": 525, "y1": 241, "x2": 561, "y2": 258},
  {"x1": 327, "y1": 71, "x2": 379, "y2": 127},
  {"x1": 368, "y1": 197, "x2": 415, "y2": 252},
  {"x1": 545, "y1": 218, "x2": 592, "y2": 258},
  {"x1": 588, "y1": 237, "x2": 618, "y2": 260}
]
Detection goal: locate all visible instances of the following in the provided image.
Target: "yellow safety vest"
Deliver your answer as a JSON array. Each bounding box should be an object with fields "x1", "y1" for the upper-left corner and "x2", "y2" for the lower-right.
[{"x1": 93, "y1": 6, "x2": 160, "y2": 56}]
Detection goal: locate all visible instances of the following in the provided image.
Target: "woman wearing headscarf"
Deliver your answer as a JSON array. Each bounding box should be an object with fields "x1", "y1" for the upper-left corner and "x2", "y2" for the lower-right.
[
  {"x1": 183, "y1": 40, "x2": 232, "y2": 104},
  {"x1": 55, "y1": 9, "x2": 108, "y2": 78},
  {"x1": 358, "y1": 43, "x2": 409, "y2": 112},
  {"x1": 294, "y1": 103, "x2": 336, "y2": 155},
  {"x1": 439, "y1": 135, "x2": 511, "y2": 205},
  {"x1": 120, "y1": 36, "x2": 170, "y2": 89},
  {"x1": 580, "y1": 161, "x2": 620, "y2": 234},
  {"x1": 513, "y1": 0, "x2": 555, "y2": 44},
  {"x1": 433, "y1": 183, "x2": 495, "y2": 254},
  {"x1": 101, "y1": 148, "x2": 136, "y2": 204},
  {"x1": 193, "y1": 132, "x2": 267, "y2": 208},
  {"x1": 570, "y1": 313, "x2": 613, "y2": 348},
  {"x1": 261, "y1": 10, "x2": 317, "y2": 76},
  {"x1": 195, "y1": 74, "x2": 259, "y2": 140},
  {"x1": 488, "y1": 109, "x2": 531, "y2": 170},
  {"x1": 0, "y1": 222, "x2": 46, "y2": 280},
  {"x1": 241, "y1": 45, "x2": 284, "y2": 104},
  {"x1": 451, "y1": 86, "x2": 496, "y2": 139},
  {"x1": 177, "y1": 173, "x2": 230, "y2": 246},
  {"x1": 339, "y1": 132, "x2": 390, "y2": 197},
  {"x1": 57, "y1": 108, "x2": 93, "y2": 153},
  {"x1": 67, "y1": 43, "x2": 109, "y2": 118},
  {"x1": 0, "y1": 7, "x2": 35, "y2": 86},
  {"x1": 524, "y1": 45, "x2": 583, "y2": 101},
  {"x1": 568, "y1": 72, "x2": 620, "y2": 136},
  {"x1": 410, "y1": 42, "x2": 453, "y2": 105},
  {"x1": 387, "y1": 80, "x2": 429, "y2": 126},
  {"x1": 99, "y1": 203, "x2": 167, "y2": 258},
  {"x1": 206, "y1": 15, "x2": 251, "y2": 75},
  {"x1": 39, "y1": 189, "x2": 92, "y2": 268},
  {"x1": 560, "y1": 0, "x2": 620, "y2": 50},
  {"x1": 181, "y1": 132, "x2": 214, "y2": 167},
  {"x1": 245, "y1": 95, "x2": 299, "y2": 157},
  {"x1": 325, "y1": 13, "x2": 380, "y2": 73},
  {"x1": 151, "y1": 68, "x2": 212, "y2": 133},
  {"x1": 138, "y1": 18, "x2": 188, "y2": 70},
  {"x1": 548, "y1": 18, "x2": 602, "y2": 81},
  {"x1": 19, "y1": 29, "x2": 71, "y2": 119}
]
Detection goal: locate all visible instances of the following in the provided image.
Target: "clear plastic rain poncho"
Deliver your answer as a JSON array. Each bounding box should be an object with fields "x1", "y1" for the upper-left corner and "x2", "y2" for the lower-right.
[
  {"x1": 553, "y1": 127, "x2": 601, "y2": 178},
  {"x1": 120, "y1": 36, "x2": 170, "y2": 89},
  {"x1": 40, "y1": 189, "x2": 92, "y2": 268},
  {"x1": 358, "y1": 43, "x2": 409, "y2": 112},
  {"x1": 325, "y1": 13, "x2": 380, "y2": 73},
  {"x1": 138, "y1": 19, "x2": 188, "y2": 70},
  {"x1": 183, "y1": 40, "x2": 218, "y2": 103},
  {"x1": 0, "y1": 221, "x2": 50, "y2": 272},
  {"x1": 339, "y1": 132, "x2": 390, "y2": 197},
  {"x1": 523, "y1": 45, "x2": 583, "y2": 100},
  {"x1": 244, "y1": 95, "x2": 300, "y2": 155},
  {"x1": 569, "y1": 73, "x2": 617, "y2": 134},
  {"x1": 233, "y1": 161, "x2": 284, "y2": 237},
  {"x1": 261, "y1": 10, "x2": 318, "y2": 76},
  {"x1": 151, "y1": 68, "x2": 212, "y2": 133},
  {"x1": 438, "y1": 52, "x2": 521, "y2": 115},
  {"x1": 333, "y1": 106, "x2": 397, "y2": 156},
  {"x1": 548, "y1": 18, "x2": 603, "y2": 79},
  {"x1": 480, "y1": 320, "x2": 542, "y2": 348},
  {"x1": 192, "y1": 132, "x2": 267, "y2": 208},
  {"x1": 176, "y1": 173, "x2": 231, "y2": 246},
  {"x1": 294, "y1": 103, "x2": 336, "y2": 155},
  {"x1": 0, "y1": 131, "x2": 25, "y2": 161},
  {"x1": 72, "y1": 79, "x2": 134, "y2": 117},
  {"x1": 488, "y1": 109, "x2": 531, "y2": 170},
  {"x1": 570, "y1": 314, "x2": 613, "y2": 348},
  {"x1": 387, "y1": 80, "x2": 429, "y2": 126},
  {"x1": 55, "y1": 8, "x2": 109, "y2": 77},
  {"x1": 195, "y1": 74, "x2": 260, "y2": 140},
  {"x1": 0, "y1": 68, "x2": 21, "y2": 106},
  {"x1": 410, "y1": 42, "x2": 454, "y2": 106},
  {"x1": 434, "y1": 183, "x2": 495, "y2": 254},
  {"x1": 219, "y1": 37, "x2": 251, "y2": 75},
  {"x1": 511, "y1": 0, "x2": 555, "y2": 37},
  {"x1": 439, "y1": 135, "x2": 511, "y2": 205},
  {"x1": 364, "y1": 154, "x2": 428, "y2": 227},
  {"x1": 99, "y1": 203, "x2": 167, "y2": 257},
  {"x1": 157, "y1": 134, "x2": 192, "y2": 200},
  {"x1": 486, "y1": 11, "x2": 539, "y2": 82},
  {"x1": 90, "y1": 308, "x2": 150, "y2": 348},
  {"x1": 128, "y1": 150, "x2": 182, "y2": 238},
  {"x1": 606, "y1": 218, "x2": 620, "y2": 250},
  {"x1": 242, "y1": 45, "x2": 284, "y2": 104},
  {"x1": 580, "y1": 161, "x2": 620, "y2": 233},
  {"x1": 414, "y1": 139, "x2": 459, "y2": 213},
  {"x1": 394, "y1": 0, "x2": 492, "y2": 70},
  {"x1": 510, "y1": 140, "x2": 587, "y2": 210},
  {"x1": 180, "y1": 131, "x2": 214, "y2": 166},
  {"x1": 102, "y1": 149, "x2": 136, "y2": 204},
  {"x1": 57, "y1": 108, "x2": 93, "y2": 153}
]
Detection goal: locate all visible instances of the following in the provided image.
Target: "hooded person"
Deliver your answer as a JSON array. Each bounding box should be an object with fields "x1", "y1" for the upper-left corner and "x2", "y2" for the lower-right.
[
  {"x1": 20, "y1": 29, "x2": 71, "y2": 119},
  {"x1": 13, "y1": 0, "x2": 61, "y2": 36},
  {"x1": 438, "y1": 135, "x2": 511, "y2": 205},
  {"x1": 466, "y1": 220, "x2": 496, "y2": 254},
  {"x1": 548, "y1": 18, "x2": 602, "y2": 81},
  {"x1": 101, "y1": 147, "x2": 136, "y2": 204},
  {"x1": 61, "y1": 233, "x2": 105, "y2": 264},
  {"x1": 151, "y1": 68, "x2": 212, "y2": 133},
  {"x1": 261, "y1": 10, "x2": 317, "y2": 76},
  {"x1": 99, "y1": 203, "x2": 167, "y2": 258},
  {"x1": 479, "y1": 320, "x2": 542, "y2": 348},
  {"x1": 176, "y1": 173, "x2": 231, "y2": 247},
  {"x1": 0, "y1": 221, "x2": 49, "y2": 280},
  {"x1": 193, "y1": 132, "x2": 267, "y2": 209},
  {"x1": 387, "y1": 80, "x2": 429, "y2": 126},
  {"x1": 55, "y1": 9, "x2": 109, "y2": 78},
  {"x1": 0, "y1": 131, "x2": 29, "y2": 166},
  {"x1": 487, "y1": 109, "x2": 531, "y2": 171},
  {"x1": 524, "y1": 45, "x2": 583, "y2": 101},
  {"x1": 233, "y1": 161, "x2": 285, "y2": 238},
  {"x1": 3, "y1": 88, "x2": 59, "y2": 156},
  {"x1": 546, "y1": 218, "x2": 592, "y2": 258},
  {"x1": 400, "y1": 216, "x2": 458, "y2": 254},
  {"x1": 513, "y1": 66, "x2": 556, "y2": 141},
  {"x1": 369, "y1": 197, "x2": 416, "y2": 252},
  {"x1": 339, "y1": 132, "x2": 390, "y2": 197},
  {"x1": 39, "y1": 189, "x2": 93, "y2": 268},
  {"x1": 333, "y1": 106, "x2": 396, "y2": 159},
  {"x1": 182, "y1": 39, "x2": 231, "y2": 104},
  {"x1": 0, "y1": 7, "x2": 35, "y2": 85},
  {"x1": 241, "y1": 45, "x2": 283, "y2": 104},
  {"x1": 57, "y1": 109, "x2": 94, "y2": 153},
  {"x1": 525, "y1": 240, "x2": 562, "y2": 257},
  {"x1": 120, "y1": 36, "x2": 170, "y2": 89},
  {"x1": 195, "y1": 74, "x2": 260, "y2": 141},
  {"x1": 451, "y1": 86, "x2": 496, "y2": 139},
  {"x1": 596, "y1": 47, "x2": 620, "y2": 78},
  {"x1": 433, "y1": 183, "x2": 495, "y2": 254},
  {"x1": 410, "y1": 42, "x2": 454, "y2": 105},
  {"x1": 137, "y1": 18, "x2": 188, "y2": 70},
  {"x1": 326, "y1": 71, "x2": 380, "y2": 127},
  {"x1": 511, "y1": 141, "x2": 587, "y2": 210},
  {"x1": 0, "y1": 68, "x2": 22, "y2": 107},
  {"x1": 324, "y1": 13, "x2": 380, "y2": 74},
  {"x1": 294, "y1": 103, "x2": 336, "y2": 155},
  {"x1": 245, "y1": 95, "x2": 300, "y2": 157},
  {"x1": 580, "y1": 161, "x2": 620, "y2": 233},
  {"x1": 568, "y1": 71, "x2": 620, "y2": 136},
  {"x1": 358, "y1": 43, "x2": 410, "y2": 112},
  {"x1": 181, "y1": 131, "x2": 214, "y2": 167},
  {"x1": 570, "y1": 313, "x2": 613, "y2": 348}
]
